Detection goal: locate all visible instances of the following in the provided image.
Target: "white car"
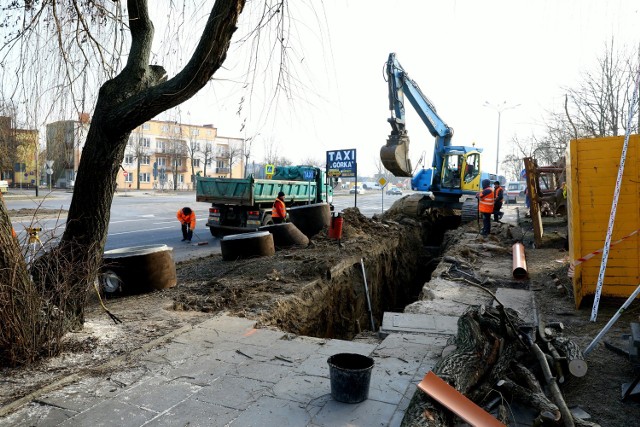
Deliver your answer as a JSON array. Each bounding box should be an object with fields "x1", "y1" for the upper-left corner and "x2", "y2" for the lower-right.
[
  {"x1": 349, "y1": 185, "x2": 366, "y2": 195},
  {"x1": 506, "y1": 181, "x2": 526, "y2": 204}
]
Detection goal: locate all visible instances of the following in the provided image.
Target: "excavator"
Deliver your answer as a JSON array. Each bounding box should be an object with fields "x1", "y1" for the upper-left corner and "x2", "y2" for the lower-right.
[{"x1": 380, "y1": 52, "x2": 500, "y2": 221}]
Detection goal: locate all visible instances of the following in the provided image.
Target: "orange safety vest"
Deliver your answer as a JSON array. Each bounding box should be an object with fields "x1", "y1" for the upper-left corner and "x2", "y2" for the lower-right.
[
  {"x1": 494, "y1": 186, "x2": 504, "y2": 202},
  {"x1": 176, "y1": 209, "x2": 196, "y2": 229},
  {"x1": 272, "y1": 198, "x2": 286, "y2": 219},
  {"x1": 478, "y1": 189, "x2": 495, "y2": 213}
]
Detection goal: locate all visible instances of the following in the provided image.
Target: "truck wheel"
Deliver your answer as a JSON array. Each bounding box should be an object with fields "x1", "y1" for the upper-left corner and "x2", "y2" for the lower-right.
[
  {"x1": 259, "y1": 223, "x2": 309, "y2": 249},
  {"x1": 209, "y1": 228, "x2": 222, "y2": 238},
  {"x1": 220, "y1": 231, "x2": 275, "y2": 261},
  {"x1": 262, "y1": 214, "x2": 273, "y2": 226}
]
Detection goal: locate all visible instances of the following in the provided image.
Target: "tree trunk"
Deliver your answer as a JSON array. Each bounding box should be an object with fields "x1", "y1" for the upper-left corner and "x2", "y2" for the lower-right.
[
  {"x1": 553, "y1": 336, "x2": 588, "y2": 378},
  {"x1": 27, "y1": 0, "x2": 246, "y2": 333}
]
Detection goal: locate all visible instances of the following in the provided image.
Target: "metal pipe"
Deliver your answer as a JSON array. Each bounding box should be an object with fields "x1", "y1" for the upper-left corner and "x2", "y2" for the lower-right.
[
  {"x1": 583, "y1": 283, "x2": 640, "y2": 357},
  {"x1": 512, "y1": 243, "x2": 528, "y2": 279},
  {"x1": 360, "y1": 258, "x2": 376, "y2": 331}
]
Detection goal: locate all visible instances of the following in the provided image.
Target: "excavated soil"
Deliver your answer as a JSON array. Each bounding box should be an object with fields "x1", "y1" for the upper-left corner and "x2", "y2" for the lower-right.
[{"x1": 1, "y1": 203, "x2": 640, "y2": 426}]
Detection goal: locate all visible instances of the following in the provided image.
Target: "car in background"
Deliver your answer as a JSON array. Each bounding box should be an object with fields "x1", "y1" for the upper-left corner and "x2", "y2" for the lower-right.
[
  {"x1": 0, "y1": 180, "x2": 8, "y2": 193},
  {"x1": 349, "y1": 185, "x2": 365, "y2": 195},
  {"x1": 386, "y1": 186, "x2": 403, "y2": 195},
  {"x1": 506, "y1": 181, "x2": 526, "y2": 204}
]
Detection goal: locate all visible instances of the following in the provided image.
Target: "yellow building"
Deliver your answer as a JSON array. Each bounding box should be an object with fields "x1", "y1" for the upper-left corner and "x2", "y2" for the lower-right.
[
  {"x1": 0, "y1": 115, "x2": 40, "y2": 188},
  {"x1": 117, "y1": 120, "x2": 244, "y2": 191}
]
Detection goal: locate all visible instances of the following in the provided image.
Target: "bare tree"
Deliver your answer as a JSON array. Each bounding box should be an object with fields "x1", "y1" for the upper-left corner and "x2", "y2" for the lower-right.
[
  {"x1": 226, "y1": 140, "x2": 243, "y2": 178},
  {"x1": 129, "y1": 128, "x2": 151, "y2": 190},
  {"x1": 0, "y1": 106, "x2": 18, "y2": 183},
  {"x1": 565, "y1": 38, "x2": 638, "y2": 138},
  {"x1": 201, "y1": 140, "x2": 214, "y2": 177},
  {"x1": 0, "y1": 0, "x2": 252, "y2": 365},
  {"x1": 300, "y1": 156, "x2": 324, "y2": 168},
  {"x1": 185, "y1": 125, "x2": 201, "y2": 189},
  {"x1": 262, "y1": 136, "x2": 281, "y2": 165}
]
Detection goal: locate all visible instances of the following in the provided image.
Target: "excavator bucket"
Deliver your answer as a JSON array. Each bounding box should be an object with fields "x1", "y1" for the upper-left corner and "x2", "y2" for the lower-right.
[{"x1": 381, "y1": 133, "x2": 413, "y2": 177}]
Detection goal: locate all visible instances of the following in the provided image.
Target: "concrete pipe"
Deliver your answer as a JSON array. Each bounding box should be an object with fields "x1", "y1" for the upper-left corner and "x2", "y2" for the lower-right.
[
  {"x1": 288, "y1": 202, "x2": 331, "y2": 238},
  {"x1": 258, "y1": 222, "x2": 309, "y2": 250},
  {"x1": 102, "y1": 244, "x2": 177, "y2": 294},
  {"x1": 220, "y1": 231, "x2": 275, "y2": 261},
  {"x1": 512, "y1": 242, "x2": 528, "y2": 279}
]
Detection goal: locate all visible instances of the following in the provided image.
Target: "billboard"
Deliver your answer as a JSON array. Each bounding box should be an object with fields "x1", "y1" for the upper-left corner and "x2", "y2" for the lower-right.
[{"x1": 326, "y1": 149, "x2": 356, "y2": 177}]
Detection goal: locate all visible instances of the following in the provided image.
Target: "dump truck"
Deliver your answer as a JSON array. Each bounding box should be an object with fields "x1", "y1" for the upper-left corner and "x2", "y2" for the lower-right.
[{"x1": 196, "y1": 165, "x2": 333, "y2": 237}]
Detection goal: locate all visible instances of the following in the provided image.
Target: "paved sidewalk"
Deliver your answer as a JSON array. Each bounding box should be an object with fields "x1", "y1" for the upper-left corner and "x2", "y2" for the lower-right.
[{"x1": 1, "y1": 314, "x2": 451, "y2": 427}]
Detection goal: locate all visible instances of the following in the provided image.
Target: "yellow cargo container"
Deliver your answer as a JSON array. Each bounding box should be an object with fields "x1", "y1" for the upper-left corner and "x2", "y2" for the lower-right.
[{"x1": 567, "y1": 135, "x2": 640, "y2": 308}]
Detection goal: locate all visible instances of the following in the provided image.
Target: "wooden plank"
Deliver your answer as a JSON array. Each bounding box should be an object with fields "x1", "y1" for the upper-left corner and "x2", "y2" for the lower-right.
[{"x1": 568, "y1": 139, "x2": 583, "y2": 308}]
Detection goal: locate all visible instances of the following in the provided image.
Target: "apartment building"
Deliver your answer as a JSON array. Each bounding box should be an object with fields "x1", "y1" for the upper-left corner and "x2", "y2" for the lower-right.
[
  {"x1": 118, "y1": 120, "x2": 244, "y2": 190},
  {"x1": 45, "y1": 115, "x2": 244, "y2": 190},
  {"x1": 1, "y1": 115, "x2": 41, "y2": 187}
]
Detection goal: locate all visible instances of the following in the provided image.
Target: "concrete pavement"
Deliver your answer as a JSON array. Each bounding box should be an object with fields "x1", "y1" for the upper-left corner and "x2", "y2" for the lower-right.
[{"x1": 0, "y1": 314, "x2": 453, "y2": 427}]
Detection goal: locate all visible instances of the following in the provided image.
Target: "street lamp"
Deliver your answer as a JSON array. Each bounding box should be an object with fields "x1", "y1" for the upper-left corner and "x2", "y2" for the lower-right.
[{"x1": 483, "y1": 101, "x2": 521, "y2": 175}]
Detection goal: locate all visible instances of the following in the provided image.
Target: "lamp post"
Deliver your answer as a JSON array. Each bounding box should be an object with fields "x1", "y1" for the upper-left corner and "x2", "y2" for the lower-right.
[{"x1": 483, "y1": 101, "x2": 520, "y2": 175}]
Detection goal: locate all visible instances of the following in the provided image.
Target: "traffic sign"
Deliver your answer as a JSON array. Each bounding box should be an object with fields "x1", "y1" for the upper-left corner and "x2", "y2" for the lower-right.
[
  {"x1": 123, "y1": 171, "x2": 128, "y2": 177},
  {"x1": 265, "y1": 164, "x2": 275, "y2": 175},
  {"x1": 303, "y1": 170, "x2": 315, "y2": 181},
  {"x1": 46, "y1": 168, "x2": 53, "y2": 175},
  {"x1": 377, "y1": 177, "x2": 388, "y2": 188},
  {"x1": 46, "y1": 160, "x2": 54, "y2": 168}
]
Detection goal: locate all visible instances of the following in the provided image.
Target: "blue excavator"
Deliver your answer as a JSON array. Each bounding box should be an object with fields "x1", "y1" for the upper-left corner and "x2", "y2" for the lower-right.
[{"x1": 380, "y1": 53, "x2": 502, "y2": 221}]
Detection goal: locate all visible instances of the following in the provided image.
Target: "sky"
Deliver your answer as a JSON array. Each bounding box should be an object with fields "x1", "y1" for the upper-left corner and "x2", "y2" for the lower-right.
[{"x1": 169, "y1": 0, "x2": 640, "y2": 178}]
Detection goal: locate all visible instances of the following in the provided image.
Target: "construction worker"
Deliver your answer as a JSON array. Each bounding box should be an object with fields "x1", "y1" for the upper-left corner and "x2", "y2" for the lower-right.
[
  {"x1": 476, "y1": 179, "x2": 494, "y2": 236},
  {"x1": 176, "y1": 207, "x2": 196, "y2": 242},
  {"x1": 493, "y1": 180, "x2": 504, "y2": 222},
  {"x1": 272, "y1": 191, "x2": 287, "y2": 224}
]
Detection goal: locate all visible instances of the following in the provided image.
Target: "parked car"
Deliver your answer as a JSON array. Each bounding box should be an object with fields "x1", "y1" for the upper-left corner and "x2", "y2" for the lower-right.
[
  {"x1": 506, "y1": 181, "x2": 526, "y2": 204},
  {"x1": 349, "y1": 185, "x2": 365, "y2": 195},
  {"x1": 386, "y1": 186, "x2": 403, "y2": 195},
  {"x1": 0, "y1": 180, "x2": 8, "y2": 193}
]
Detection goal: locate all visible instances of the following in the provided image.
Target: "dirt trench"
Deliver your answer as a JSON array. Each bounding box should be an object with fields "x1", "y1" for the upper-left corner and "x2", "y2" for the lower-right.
[{"x1": 260, "y1": 226, "x2": 429, "y2": 339}]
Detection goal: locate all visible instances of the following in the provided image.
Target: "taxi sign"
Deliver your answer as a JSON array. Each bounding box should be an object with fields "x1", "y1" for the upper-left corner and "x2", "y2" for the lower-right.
[{"x1": 377, "y1": 177, "x2": 388, "y2": 187}]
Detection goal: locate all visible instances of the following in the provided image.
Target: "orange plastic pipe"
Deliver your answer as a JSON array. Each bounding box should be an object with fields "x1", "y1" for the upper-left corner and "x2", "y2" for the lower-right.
[{"x1": 512, "y1": 242, "x2": 528, "y2": 279}]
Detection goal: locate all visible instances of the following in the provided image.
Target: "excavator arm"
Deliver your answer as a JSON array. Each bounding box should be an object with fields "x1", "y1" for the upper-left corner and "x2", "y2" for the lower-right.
[{"x1": 380, "y1": 53, "x2": 453, "y2": 177}]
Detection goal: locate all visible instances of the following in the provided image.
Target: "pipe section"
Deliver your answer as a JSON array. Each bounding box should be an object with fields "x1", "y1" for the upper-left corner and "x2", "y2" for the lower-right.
[{"x1": 512, "y1": 243, "x2": 528, "y2": 279}]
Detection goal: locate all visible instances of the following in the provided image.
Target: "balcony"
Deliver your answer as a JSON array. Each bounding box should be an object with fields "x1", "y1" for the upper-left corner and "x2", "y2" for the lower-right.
[{"x1": 216, "y1": 167, "x2": 230, "y2": 174}]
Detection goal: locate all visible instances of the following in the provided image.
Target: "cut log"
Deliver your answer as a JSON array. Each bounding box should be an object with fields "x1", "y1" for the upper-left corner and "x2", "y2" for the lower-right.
[
  {"x1": 547, "y1": 342, "x2": 566, "y2": 384},
  {"x1": 511, "y1": 362, "x2": 543, "y2": 394},
  {"x1": 553, "y1": 336, "x2": 588, "y2": 378}
]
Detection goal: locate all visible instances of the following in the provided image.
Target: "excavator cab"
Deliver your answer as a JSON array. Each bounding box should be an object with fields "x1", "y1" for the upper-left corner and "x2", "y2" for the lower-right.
[{"x1": 440, "y1": 152, "x2": 481, "y2": 192}]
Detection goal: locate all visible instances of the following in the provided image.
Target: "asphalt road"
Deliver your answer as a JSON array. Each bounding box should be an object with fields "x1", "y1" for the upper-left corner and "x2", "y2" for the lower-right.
[{"x1": 4, "y1": 188, "x2": 409, "y2": 262}]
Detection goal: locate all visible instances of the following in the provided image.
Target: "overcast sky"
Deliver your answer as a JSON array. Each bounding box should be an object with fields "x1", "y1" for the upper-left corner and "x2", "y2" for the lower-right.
[{"x1": 174, "y1": 0, "x2": 640, "y2": 178}]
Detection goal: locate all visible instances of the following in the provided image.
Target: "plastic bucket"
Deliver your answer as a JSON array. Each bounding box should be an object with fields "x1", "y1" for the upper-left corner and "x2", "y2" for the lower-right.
[{"x1": 327, "y1": 353, "x2": 374, "y2": 403}]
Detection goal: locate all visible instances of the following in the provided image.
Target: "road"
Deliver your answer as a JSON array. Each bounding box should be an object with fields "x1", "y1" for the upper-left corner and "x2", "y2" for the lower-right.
[{"x1": 4, "y1": 188, "x2": 409, "y2": 262}]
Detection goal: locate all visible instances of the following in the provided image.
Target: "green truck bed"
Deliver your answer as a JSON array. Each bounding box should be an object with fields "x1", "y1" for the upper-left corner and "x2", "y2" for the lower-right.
[{"x1": 196, "y1": 176, "x2": 321, "y2": 206}]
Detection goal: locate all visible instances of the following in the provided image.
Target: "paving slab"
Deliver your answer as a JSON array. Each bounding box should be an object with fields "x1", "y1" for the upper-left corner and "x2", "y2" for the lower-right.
[
  {"x1": 493, "y1": 287, "x2": 536, "y2": 326},
  {"x1": 380, "y1": 312, "x2": 459, "y2": 335}
]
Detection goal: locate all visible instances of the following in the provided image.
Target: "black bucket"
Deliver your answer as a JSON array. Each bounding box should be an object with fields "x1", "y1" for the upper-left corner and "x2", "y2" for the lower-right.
[{"x1": 327, "y1": 353, "x2": 374, "y2": 404}]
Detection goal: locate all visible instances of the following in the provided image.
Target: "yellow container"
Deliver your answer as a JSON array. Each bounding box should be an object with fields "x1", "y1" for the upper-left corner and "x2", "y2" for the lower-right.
[{"x1": 568, "y1": 135, "x2": 640, "y2": 308}]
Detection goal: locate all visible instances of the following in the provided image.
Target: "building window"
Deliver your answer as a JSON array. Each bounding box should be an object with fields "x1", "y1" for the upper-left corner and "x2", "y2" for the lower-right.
[
  {"x1": 174, "y1": 126, "x2": 181, "y2": 134},
  {"x1": 190, "y1": 141, "x2": 201, "y2": 151},
  {"x1": 139, "y1": 173, "x2": 151, "y2": 183},
  {"x1": 125, "y1": 172, "x2": 133, "y2": 183},
  {"x1": 157, "y1": 157, "x2": 167, "y2": 167},
  {"x1": 142, "y1": 137, "x2": 151, "y2": 148},
  {"x1": 178, "y1": 174, "x2": 184, "y2": 183},
  {"x1": 156, "y1": 140, "x2": 165, "y2": 150},
  {"x1": 193, "y1": 159, "x2": 200, "y2": 167},
  {"x1": 191, "y1": 128, "x2": 199, "y2": 136},
  {"x1": 124, "y1": 155, "x2": 134, "y2": 164},
  {"x1": 206, "y1": 158, "x2": 212, "y2": 166},
  {"x1": 142, "y1": 123, "x2": 150, "y2": 130},
  {"x1": 216, "y1": 160, "x2": 225, "y2": 169},
  {"x1": 141, "y1": 155, "x2": 150, "y2": 165},
  {"x1": 161, "y1": 125, "x2": 168, "y2": 132}
]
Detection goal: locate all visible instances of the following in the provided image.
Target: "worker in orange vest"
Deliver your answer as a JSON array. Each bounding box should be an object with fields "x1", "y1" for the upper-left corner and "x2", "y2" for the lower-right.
[
  {"x1": 493, "y1": 180, "x2": 504, "y2": 222},
  {"x1": 272, "y1": 191, "x2": 287, "y2": 224},
  {"x1": 176, "y1": 207, "x2": 196, "y2": 242},
  {"x1": 476, "y1": 179, "x2": 494, "y2": 236}
]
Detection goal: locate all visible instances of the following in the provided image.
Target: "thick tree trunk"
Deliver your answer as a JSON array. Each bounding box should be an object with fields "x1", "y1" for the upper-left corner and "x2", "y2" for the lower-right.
[{"x1": 0, "y1": 0, "x2": 248, "y2": 367}]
